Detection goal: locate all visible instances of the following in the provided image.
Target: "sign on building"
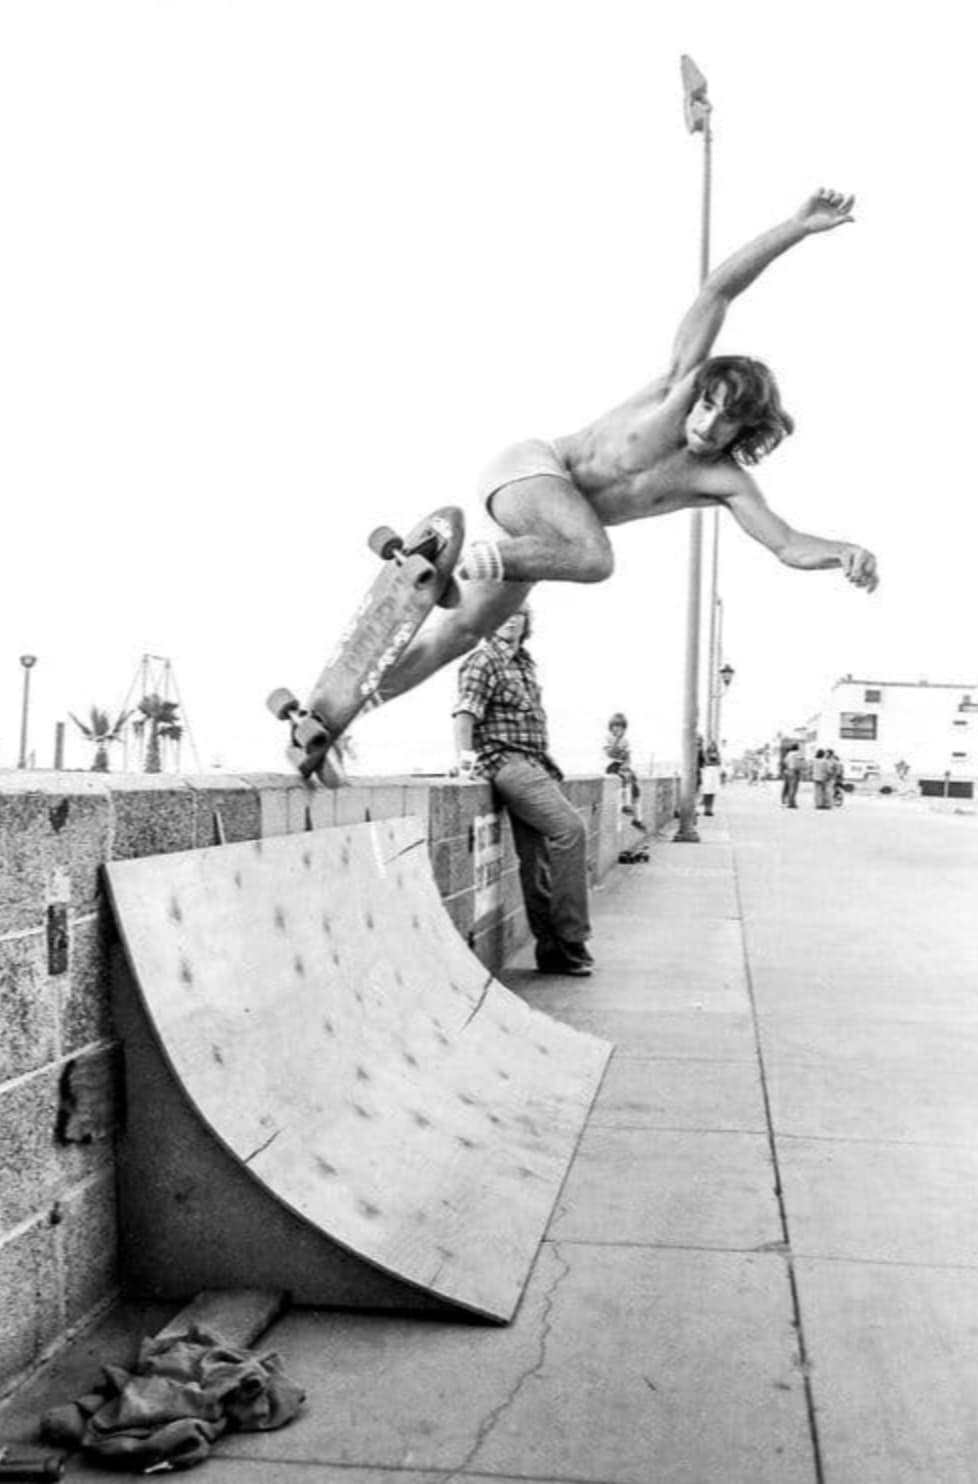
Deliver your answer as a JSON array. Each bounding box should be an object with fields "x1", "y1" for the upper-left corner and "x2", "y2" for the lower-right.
[{"x1": 839, "y1": 712, "x2": 878, "y2": 740}]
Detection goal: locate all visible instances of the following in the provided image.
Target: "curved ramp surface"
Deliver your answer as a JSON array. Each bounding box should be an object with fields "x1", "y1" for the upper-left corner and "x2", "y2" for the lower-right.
[{"x1": 106, "y1": 816, "x2": 610, "y2": 1321}]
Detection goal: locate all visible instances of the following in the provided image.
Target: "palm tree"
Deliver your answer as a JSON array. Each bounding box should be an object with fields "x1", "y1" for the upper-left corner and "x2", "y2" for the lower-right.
[
  {"x1": 69, "y1": 706, "x2": 131, "y2": 772},
  {"x1": 138, "y1": 693, "x2": 183, "y2": 773}
]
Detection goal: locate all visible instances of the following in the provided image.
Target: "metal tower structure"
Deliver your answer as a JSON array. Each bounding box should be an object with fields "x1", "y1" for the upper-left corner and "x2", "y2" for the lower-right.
[{"x1": 117, "y1": 654, "x2": 202, "y2": 773}]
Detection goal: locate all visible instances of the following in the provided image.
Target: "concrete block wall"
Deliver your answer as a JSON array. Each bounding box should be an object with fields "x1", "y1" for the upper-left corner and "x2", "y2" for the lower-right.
[{"x1": 0, "y1": 766, "x2": 676, "y2": 1398}]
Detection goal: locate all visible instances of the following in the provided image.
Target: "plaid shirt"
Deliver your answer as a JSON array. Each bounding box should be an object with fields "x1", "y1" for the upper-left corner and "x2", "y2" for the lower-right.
[{"x1": 454, "y1": 637, "x2": 562, "y2": 780}]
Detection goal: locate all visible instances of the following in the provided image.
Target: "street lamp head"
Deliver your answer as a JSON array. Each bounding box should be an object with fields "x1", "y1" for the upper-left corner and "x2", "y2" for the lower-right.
[
  {"x1": 680, "y1": 54, "x2": 711, "y2": 135},
  {"x1": 19, "y1": 654, "x2": 37, "y2": 670},
  {"x1": 719, "y1": 662, "x2": 735, "y2": 689}
]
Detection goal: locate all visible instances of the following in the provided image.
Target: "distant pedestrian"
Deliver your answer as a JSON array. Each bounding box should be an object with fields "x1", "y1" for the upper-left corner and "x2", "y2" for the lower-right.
[
  {"x1": 826, "y1": 749, "x2": 846, "y2": 805},
  {"x1": 700, "y1": 741, "x2": 721, "y2": 817},
  {"x1": 781, "y1": 743, "x2": 803, "y2": 808},
  {"x1": 811, "y1": 749, "x2": 832, "y2": 809}
]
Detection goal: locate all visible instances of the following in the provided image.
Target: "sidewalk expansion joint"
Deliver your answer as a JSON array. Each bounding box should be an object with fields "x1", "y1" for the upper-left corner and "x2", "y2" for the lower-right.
[
  {"x1": 544, "y1": 1236, "x2": 789, "y2": 1257},
  {"x1": 731, "y1": 835, "x2": 826, "y2": 1484}
]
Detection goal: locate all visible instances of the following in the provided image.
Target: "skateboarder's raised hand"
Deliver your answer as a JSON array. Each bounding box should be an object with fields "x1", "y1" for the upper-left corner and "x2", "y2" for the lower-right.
[{"x1": 792, "y1": 188, "x2": 855, "y2": 234}]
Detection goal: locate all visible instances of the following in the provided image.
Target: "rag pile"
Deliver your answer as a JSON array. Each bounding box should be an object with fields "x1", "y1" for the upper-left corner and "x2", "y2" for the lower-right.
[{"x1": 40, "y1": 1325, "x2": 305, "y2": 1473}]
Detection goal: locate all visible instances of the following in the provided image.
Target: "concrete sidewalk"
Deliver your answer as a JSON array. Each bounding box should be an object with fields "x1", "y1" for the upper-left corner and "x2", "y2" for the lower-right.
[{"x1": 4, "y1": 783, "x2": 977, "y2": 1481}]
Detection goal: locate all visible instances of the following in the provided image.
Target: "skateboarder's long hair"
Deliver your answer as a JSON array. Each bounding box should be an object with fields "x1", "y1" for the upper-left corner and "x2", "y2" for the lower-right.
[{"x1": 693, "y1": 355, "x2": 794, "y2": 466}]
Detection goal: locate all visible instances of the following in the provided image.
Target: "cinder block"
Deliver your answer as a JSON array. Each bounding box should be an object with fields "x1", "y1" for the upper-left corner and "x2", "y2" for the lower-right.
[
  {"x1": 441, "y1": 888, "x2": 474, "y2": 942},
  {"x1": 61, "y1": 1171, "x2": 118, "y2": 1328},
  {"x1": 500, "y1": 904, "x2": 530, "y2": 963},
  {"x1": 430, "y1": 832, "x2": 475, "y2": 898},
  {"x1": 0, "y1": 777, "x2": 112, "y2": 934},
  {"x1": 456, "y1": 782, "x2": 496, "y2": 837},
  {"x1": 283, "y1": 781, "x2": 319, "y2": 834},
  {"x1": 248, "y1": 775, "x2": 294, "y2": 838},
  {"x1": 102, "y1": 778, "x2": 195, "y2": 861},
  {"x1": 471, "y1": 914, "x2": 509, "y2": 972},
  {"x1": 334, "y1": 788, "x2": 371, "y2": 825},
  {"x1": 403, "y1": 785, "x2": 433, "y2": 835},
  {"x1": 0, "y1": 1218, "x2": 62, "y2": 1385},
  {"x1": 303, "y1": 787, "x2": 338, "y2": 832},
  {"x1": 0, "y1": 1067, "x2": 113, "y2": 1232},
  {"x1": 472, "y1": 908, "x2": 522, "y2": 968},
  {"x1": 184, "y1": 776, "x2": 262, "y2": 848},
  {"x1": 0, "y1": 931, "x2": 57, "y2": 1081},
  {"x1": 60, "y1": 915, "x2": 114, "y2": 1054},
  {"x1": 427, "y1": 781, "x2": 491, "y2": 839},
  {"x1": 363, "y1": 784, "x2": 407, "y2": 823}
]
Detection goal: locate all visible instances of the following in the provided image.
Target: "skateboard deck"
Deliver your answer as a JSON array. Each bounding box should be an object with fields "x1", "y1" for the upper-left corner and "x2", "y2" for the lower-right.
[{"x1": 268, "y1": 505, "x2": 465, "y2": 785}]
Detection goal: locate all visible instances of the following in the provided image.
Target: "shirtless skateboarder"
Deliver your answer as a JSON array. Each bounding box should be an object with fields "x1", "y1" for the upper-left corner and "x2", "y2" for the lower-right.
[{"x1": 377, "y1": 187, "x2": 878, "y2": 703}]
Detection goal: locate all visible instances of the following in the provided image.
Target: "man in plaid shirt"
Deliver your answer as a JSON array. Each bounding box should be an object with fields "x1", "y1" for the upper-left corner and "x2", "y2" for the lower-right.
[{"x1": 453, "y1": 607, "x2": 593, "y2": 977}]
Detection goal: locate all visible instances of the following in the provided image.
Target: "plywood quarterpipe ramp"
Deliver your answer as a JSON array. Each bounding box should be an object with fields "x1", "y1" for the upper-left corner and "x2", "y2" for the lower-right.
[{"x1": 106, "y1": 817, "x2": 611, "y2": 1322}]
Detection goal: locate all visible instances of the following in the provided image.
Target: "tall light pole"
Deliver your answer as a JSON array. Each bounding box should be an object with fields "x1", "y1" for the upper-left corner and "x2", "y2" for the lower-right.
[
  {"x1": 705, "y1": 509, "x2": 722, "y2": 745},
  {"x1": 18, "y1": 655, "x2": 37, "y2": 769},
  {"x1": 674, "y1": 54, "x2": 712, "y2": 842},
  {"x1": 708, "y1": 594, "x2": 724, "y2": 739},
  {"x1": 716, "y1": 659, "x2": 735, "y2": 751}
]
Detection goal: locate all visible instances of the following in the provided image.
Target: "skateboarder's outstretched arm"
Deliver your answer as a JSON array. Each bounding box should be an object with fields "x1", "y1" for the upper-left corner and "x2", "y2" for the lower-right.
[
  {"x1": 725, "y1": 474, "x2": 878, "y2": 591},
  {"x1": 667, "y1": 189, "x2": 855, "y2": 382}
]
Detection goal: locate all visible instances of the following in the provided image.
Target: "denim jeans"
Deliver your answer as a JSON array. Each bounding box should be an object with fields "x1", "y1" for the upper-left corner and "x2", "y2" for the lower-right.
[{"x1": 491, "y1": 752, "x2": 591, "y2": 946}]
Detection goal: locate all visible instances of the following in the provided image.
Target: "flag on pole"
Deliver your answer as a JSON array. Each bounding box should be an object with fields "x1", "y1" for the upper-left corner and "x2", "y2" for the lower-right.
[{"x1": 680, "y1": 54, "x2": 711, "y2": 134}]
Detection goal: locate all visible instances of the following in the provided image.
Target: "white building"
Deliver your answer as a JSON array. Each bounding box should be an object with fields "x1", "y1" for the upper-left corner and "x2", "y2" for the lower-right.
[{"x1": 814, "y1": 675, "x2": 977, "y2": 789}]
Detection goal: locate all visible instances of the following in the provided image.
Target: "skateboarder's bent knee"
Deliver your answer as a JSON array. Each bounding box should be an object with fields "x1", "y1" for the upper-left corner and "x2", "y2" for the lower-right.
[{"x1": 565, "y1": 535, "x2": 614, "y2": 584}]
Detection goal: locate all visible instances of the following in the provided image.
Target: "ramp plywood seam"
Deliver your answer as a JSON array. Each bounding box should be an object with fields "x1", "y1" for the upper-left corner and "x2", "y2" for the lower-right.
[
  {"x1": 462, "y1": 976, "x2": 493, "y2": 1029},
  {"x1": 244, "y1": 1129, "x2": 282, "y2": 1164}
]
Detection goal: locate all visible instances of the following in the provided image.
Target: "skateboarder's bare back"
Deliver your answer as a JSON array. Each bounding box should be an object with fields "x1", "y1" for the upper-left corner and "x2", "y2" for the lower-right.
[{"x1": 379, "y1": 189, "x2": 878, "y2": 703}]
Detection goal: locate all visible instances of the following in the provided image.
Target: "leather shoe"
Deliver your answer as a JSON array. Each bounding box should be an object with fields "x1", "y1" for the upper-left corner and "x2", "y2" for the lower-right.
[
  {"x1": 535, "y1": 941, "x2": 592, "y2": 977},
  {"x1": 560, "y1": 939, "x2": 594, "y2": 966}
]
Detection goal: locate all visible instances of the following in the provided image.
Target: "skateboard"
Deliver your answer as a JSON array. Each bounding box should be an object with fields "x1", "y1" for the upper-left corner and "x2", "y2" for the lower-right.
[
  {"x1": 268, "y1": 506, "x2": 465, "y2": 786},
  {"x1": 616, "y1": 775, "x2": 651, "y2": 862},
  {"x1": 618, "y1": 818, "x2": 651, "y2": 864},
  {"x1": 610, "y1": 771, "x2": 651, "y2": 863}
]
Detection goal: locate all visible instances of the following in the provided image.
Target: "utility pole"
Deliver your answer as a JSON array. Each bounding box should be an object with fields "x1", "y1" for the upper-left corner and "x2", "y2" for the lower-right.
[{"x1": 674, "y1": 54, "x2": 713, "y2": 843}]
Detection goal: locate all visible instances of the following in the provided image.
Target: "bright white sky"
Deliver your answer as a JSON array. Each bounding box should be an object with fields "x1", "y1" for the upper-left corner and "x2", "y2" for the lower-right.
[{"x1": 2, "y1": 0, "x2": 975, "y2": 779}]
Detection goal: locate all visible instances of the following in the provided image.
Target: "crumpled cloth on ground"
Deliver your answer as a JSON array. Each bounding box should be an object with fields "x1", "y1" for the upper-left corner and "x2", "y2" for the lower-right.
[{"x1": 40, "y1": 1325, "x2": 305, "y2": 1473}]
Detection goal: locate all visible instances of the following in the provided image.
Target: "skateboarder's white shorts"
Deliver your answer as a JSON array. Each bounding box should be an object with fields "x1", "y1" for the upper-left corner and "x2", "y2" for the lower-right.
[{"x1": 476, "y1": 438, "x2": 575, "y2": 518}]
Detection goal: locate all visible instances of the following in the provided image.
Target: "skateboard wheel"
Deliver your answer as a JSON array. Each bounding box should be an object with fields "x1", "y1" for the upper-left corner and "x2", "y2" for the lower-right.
[
  {"x1": 267, "y1": 686, "x2": 299, "y2": 720},
  {"x1": 294, "y1": 714, "x2": 330, "y2": 750},
  {"x1": 368, "y1": 525, "x2": 404, "y2": 561}
]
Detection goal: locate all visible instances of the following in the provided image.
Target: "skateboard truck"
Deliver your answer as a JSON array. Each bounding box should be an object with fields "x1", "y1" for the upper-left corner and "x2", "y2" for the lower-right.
[
  {"x1": 368, "y1": 522, "x2": 459, "y2": 606},
  {"x1": 266, "y1": 688, "x2": 347, "y2": 787}
]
